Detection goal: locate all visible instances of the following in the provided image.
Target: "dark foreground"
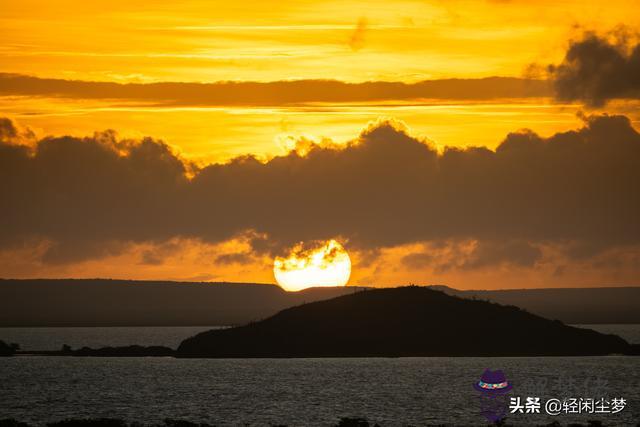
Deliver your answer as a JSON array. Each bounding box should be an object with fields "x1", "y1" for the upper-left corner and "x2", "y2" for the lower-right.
[
  {"x1": 0, "y1": 418, "x2": 627, "y2": 427},
  {"x1": 3, "y1": 355, "x2": 638, "y2": 425}
]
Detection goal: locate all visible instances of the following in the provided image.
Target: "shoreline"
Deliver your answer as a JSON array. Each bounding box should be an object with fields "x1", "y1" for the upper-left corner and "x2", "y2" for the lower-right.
[{"x1": 7, "y1": 349, "x2": 640, "y2": 358}]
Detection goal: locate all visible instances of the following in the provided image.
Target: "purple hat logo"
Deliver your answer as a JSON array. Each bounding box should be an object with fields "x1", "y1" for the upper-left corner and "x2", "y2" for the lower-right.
[
  {"x1": 474, "y1": 369, "x2": 512, "y2": 423},
  {"x1": 473, "y1": 368, "x2": 513, "y2": 393}
]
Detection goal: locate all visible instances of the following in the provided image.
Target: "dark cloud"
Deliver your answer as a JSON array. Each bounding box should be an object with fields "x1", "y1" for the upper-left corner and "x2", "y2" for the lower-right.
[
  {"x1": 0, "y1": 118, "x2": 18, "y2": 141},
  {"x1": 0, "y1": 73, "x2": 551, "y2": 105},
  {"x1": 139, "y1": 240, "x2": 183, "y2": 265},
  {"x1": 462, "y1": 240, "x2": 542, "y2": 270},
  {"x1": 550, "y1": 32, "x2": 640, "y2": 106},
  {"x1": 0, "y1": 130, "x2": 190, "y2": 262},
  {"x1": 401, "y1": 240, "x2": 542, "y2": 272},
  {"x1": 0, "y1": 117, "x2": 35, "y2": 144},
  {"x1": 401, "y1": 252, "x2": 434, "y2": 270},
  {"x1": 214, "y1": 252, "x2": 254, "y2": 266},
  {"x1": 1, "y1": 114, "x2": 640, "y2": 270}
]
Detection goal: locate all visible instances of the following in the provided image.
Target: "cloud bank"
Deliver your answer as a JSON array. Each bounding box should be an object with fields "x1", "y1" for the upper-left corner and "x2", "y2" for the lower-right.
[
  {"x1": 0, "y1": 74, "x2": 551, "y2": 106},
  {"x1": 2, "y1": 114, "x2": 639, "y2": 272}
]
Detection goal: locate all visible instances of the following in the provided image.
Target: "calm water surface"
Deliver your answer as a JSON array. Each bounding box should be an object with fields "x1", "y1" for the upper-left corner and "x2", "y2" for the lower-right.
[
  {"x1": 1, "y1": 356, "x2": 639, "y2": 426},
  {"x1": 1, "y1": 325, "x2": 639, "y2": 425}
]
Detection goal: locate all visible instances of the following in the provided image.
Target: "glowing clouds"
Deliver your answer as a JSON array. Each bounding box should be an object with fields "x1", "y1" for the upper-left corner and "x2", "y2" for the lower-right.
[{"x1": 273, "y1": 240, "x2": 351, "y2": 292}]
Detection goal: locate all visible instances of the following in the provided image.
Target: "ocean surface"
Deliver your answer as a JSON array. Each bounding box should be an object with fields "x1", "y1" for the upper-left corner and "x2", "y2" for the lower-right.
[{"x1": 1, "y1": 325, "x2": 639, "y2": 426}]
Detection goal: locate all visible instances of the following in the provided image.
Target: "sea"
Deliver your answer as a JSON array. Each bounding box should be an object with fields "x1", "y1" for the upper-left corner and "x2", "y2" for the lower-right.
[{"x1": 1, "y1": 324, "x2": 639, "y2": 426}]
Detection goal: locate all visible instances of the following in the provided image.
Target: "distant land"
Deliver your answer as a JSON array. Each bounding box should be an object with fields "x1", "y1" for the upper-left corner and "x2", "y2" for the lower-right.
[
  {"x1": 177, "y1": 287, "x2": 634, "y2": 357},
  {"x1": 430, "y1": 285, "x2": 640, "y2": 324},
  {"x1": 0, "y1": 279, "x2": 361, "y2": 327},
  {"x1": 8, "y1": 287, "x2": 636, "y2": 358},
  {"x1": 1, "y1": 279, "x2": 639, "y2": 326}
]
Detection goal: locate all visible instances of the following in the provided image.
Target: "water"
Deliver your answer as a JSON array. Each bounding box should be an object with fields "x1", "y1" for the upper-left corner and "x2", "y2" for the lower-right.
[
  {"x1": 1, "y1": 326, "x2": 639, "y2": 425},
  {"x1": 1, "y1": 356, "x2": 638, "y2": 426}
]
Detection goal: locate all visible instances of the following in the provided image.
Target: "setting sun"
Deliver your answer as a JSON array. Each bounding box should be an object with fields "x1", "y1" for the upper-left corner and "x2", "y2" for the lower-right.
[{"x1": 273, "y1": 240, "x2": 351, "y2": 292}]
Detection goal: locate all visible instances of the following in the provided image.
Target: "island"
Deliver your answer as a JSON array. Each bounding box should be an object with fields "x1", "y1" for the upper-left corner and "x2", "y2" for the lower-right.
[{"x1": 176, "y1": 286, "x2": 633, "y2": 358}]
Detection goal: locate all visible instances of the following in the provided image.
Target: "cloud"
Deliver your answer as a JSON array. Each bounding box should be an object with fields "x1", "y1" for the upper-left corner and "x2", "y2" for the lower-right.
[
  {"x1": 401, "y1": 240, "x2": 542, "y2": 272},
  {"x1": 0, "y1": 73, "x2": 551, "y2": 105},
  {"x1": 214, "y1": 252, "x2": 255, "y2": 266},
  {"x1": 1, "y1": 114, "x2": 640, "y2": 271},
  {"x1": 0, "y1": 118, "x2": 18, "y2": 141},
  {"x1": 139, "y1": 240, "x2": 183, "y2": 265},
  {"x1": 0, "y1": 129, "x2": 190, "y2": 263},
  {"x1": 464, "y1": 240, "x2": 542, "y2": 269},
  {"x1": 0, "y1": 117, "x2": 35, "y2": 144},
  {"x1": 549, "y1": 32, "x2": 640, "y2": 106},
  {"x1": 349, "y1": 17, "x2": 368, "y2": 51}
]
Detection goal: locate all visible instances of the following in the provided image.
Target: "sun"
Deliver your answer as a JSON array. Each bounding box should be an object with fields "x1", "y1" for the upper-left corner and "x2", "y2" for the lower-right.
[{"x1": 273, "y1": 239, "x2": 351, "y2": 292}]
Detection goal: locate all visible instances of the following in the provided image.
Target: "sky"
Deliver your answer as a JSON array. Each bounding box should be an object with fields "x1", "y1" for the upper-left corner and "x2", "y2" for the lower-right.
[{"x1": 1, "y1": 0, "x2": 640, "y2": 289}]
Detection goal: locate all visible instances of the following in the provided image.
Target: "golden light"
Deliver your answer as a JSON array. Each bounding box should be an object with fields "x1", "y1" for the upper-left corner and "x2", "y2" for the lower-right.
[{"x1": 273, "y1": 239, "x2": 351, "y2": 292}]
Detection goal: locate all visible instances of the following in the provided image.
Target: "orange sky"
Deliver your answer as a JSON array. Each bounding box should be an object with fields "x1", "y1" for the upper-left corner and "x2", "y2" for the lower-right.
[
  {"x1": 1, "y1": 0, "x2": 640, "y2": 289},
  {"x1": 3, "y1": 0, "x2": 639, "y2": 82}
]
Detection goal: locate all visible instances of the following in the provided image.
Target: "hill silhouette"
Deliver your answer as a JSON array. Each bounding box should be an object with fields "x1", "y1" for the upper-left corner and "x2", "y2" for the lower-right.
[
  {"x1": 430, "y1": 285, "x2": 640, "y2": 324},
  {"x1": 0, "y1": 279, "x2": 361, "y2": 326},
  {"x1": 176, "y1": 287, "x2": 631, "y2": 357},
  {"x1": 2, "y1": 279, "x2": 639, "y2": 327}
]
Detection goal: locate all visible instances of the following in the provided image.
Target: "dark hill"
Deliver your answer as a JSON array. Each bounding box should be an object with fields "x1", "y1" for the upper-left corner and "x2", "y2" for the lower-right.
[
  {"x1": 432, "y1": 285, "x2": 640, "y2": 324},
  {"x1": 0, "y1": 279, "x2": 361, "y2": 326},
  {"x1": 2, "y1": 279, "x2": 639, "y2": 326},
  {"x1": 176, "y1": 286, "x2": 631, "y2": 358}
]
